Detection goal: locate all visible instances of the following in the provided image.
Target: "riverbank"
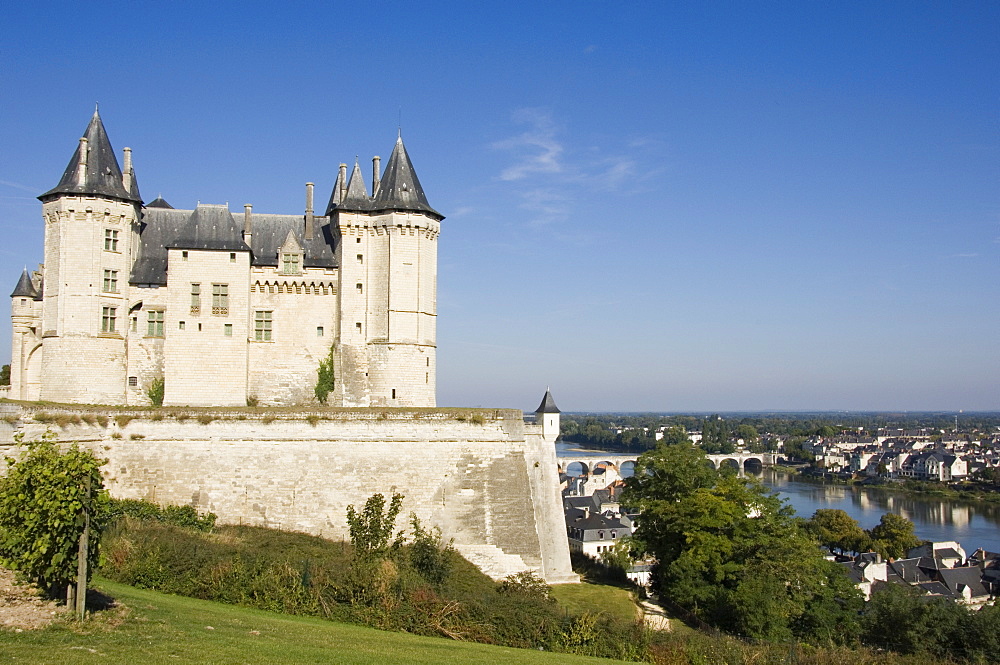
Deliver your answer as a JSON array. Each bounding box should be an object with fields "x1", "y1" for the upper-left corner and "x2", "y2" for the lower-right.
[{"x1": 777, "y1": 469, "x2": 1000, "y2": 505}]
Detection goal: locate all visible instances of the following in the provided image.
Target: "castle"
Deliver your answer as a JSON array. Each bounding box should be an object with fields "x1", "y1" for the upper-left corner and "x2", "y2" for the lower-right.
[{"x1": 9, "y1": 109, "x2": 441, "y2": 407}]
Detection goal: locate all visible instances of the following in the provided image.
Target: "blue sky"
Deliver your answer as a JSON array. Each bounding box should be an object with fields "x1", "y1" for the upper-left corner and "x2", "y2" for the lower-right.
[{"x1": 1, "y1": 1, "x2": 997, "y2": 412}]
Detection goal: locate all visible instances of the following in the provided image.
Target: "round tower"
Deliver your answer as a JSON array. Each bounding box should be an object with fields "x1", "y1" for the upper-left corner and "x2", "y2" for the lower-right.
[
  {"x1": 36, "y1": 109, "x2": 142, "y2": 404},
  {"x1": 330, "y1": 137, "x2": 442, "y2": 407}
]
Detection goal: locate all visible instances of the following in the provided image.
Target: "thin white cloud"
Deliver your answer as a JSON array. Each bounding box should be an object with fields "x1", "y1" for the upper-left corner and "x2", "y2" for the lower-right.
[
  {"x1": 0, "y1": 180, "x2": 39, "y2": 194},
  {"x1": 492, "y1": 108, "x2": 564, "y2": 182}
]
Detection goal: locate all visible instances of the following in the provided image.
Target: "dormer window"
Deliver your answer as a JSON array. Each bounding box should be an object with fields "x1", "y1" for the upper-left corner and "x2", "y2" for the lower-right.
[{"x1": 282, "y1": 253, "x2": 300, "y2": 274}]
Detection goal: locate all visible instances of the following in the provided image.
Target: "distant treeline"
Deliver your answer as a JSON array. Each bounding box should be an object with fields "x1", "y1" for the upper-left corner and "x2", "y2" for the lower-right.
[{"x1": 560, "y1": 412, "x2": 1000, "y2": 454}]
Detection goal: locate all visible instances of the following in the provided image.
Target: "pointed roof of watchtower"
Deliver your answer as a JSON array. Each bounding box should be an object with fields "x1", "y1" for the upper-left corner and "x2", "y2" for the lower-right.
[
  {"x1": 10, "y1": 268, "x2": 39, "y2": 299},
  {"x1": 339, "y1": 161, "x2": 374, "y2": 211},
  {"x1": 40, "y1": 108, "x2": 141, "y2": 203},
  {"x1": 372, "y1": 136, "x2": 442, "y2": 219},
  {"x1": 535, "y1": 389, "x2": 560, "y2": 414}
]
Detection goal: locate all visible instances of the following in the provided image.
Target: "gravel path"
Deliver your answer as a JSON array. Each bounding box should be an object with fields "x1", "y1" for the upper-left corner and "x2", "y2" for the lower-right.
[{"x1": 0, "y1": 568, "x2": 62, "y2": 630}]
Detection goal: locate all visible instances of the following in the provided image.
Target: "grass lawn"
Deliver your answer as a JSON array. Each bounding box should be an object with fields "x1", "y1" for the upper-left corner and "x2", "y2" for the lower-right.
[
  {"x1": 549, "y1": 583, "x2": 639, "y2": 623},
  {"x1": 0, "y1": 579, "x2": 628, "y2": 665}
]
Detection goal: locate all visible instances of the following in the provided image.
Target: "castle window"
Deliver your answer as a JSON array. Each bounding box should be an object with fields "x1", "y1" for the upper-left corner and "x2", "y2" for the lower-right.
[
  {"x1": 104, "y1": 229, "x2": 119, "y2": 252},
  {"x1": 392, "y1": 389, "x2": 396, "y2": 399},
  {"x1": 182, "y1": 251, "x2": 188, "y2": 260},
  {"x1": 128, "y1": 376, "x2": 138, "y2": 387},
  {"x1": 357, "y1": 254, "x2": 363, "y2": 264},
  {"x1": 282, "y1": 253, "x2": 300, "y2": 274},
  {"x1": 316, "y1": 326, "x2": 324, "y2": 337},
  {"x1": 190, "y1": 283, "x2": 201, "y2": 314},
  {"x1": 179, "y1": 321, "x2": 185, "y2": 330},
  {"x1": 224, "y1": 323, "x2": 233, "y2": 337},
  {"x1": 212, "y1": 284, "x2": 229, "y2": 316},
  {"x1": 356, "y1": 283, "x2": 363, "y2": 294},
  {"x1": 356, "y1": 322, "x2": 362, "y2": 333},
  {"x1": 356, "y1": 237, "x2": 361, "y2": 243},
  {"x1": 254, "y1": 310, "x2": 272, "y2": 341},
  {"x1": 230, "y1": 252, "x2": 237, "y2": 262},
  {"x1": 130, "y1": 316, "x2": 137, "y2": 332},
  {"x1": 101, "y1": 306, "x2": 117, "y2": 333},
  {"x1": 102, "y1": 269, "x2": 118, "y2": 293},
  {"x1": 147, "y1": 310, "x2": 164, "y2": 337}
]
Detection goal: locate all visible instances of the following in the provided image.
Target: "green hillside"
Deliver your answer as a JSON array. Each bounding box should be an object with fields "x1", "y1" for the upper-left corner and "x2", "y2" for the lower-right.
[{"x1": 0, "y1": 578, "x2": 626, "y2": 665}]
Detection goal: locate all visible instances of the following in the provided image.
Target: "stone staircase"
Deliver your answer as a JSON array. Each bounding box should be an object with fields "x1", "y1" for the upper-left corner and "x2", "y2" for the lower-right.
[{"x1": 455, "y1": 543, "x2": 538, "y2": 580}]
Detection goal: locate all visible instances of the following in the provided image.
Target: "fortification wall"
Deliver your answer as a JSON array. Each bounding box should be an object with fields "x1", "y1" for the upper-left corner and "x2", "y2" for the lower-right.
[{"x1": 0, "y1": 406, "x2": 576, "y2": 583}]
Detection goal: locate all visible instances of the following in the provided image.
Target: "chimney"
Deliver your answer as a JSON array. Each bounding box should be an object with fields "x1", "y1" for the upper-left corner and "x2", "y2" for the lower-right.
[
  {"x1": 305, "y1": 182, "x2": 315, "y2": 240},
  {"x1": 77, "y1": 137, "x2": 89, "y2": 186},
  {"x1": 338, "y1": 163, "x2": 347, "y2": 203},
  {"x1": 122, "y1": 147, "x2": 133, "y2": 191},
  {"x1": 243, "y1": 204, "x2": 253, "y2": 244},
  {"x1": 372, "y1": 156, "x2": 381, "y2": 194}
]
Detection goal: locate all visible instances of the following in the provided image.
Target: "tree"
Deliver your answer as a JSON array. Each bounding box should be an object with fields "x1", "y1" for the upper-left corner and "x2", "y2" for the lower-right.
[
  {"x1": 622, "y1": 442, "x2": 862, "y2": 644},
  {"x1": 806, "y1": 509, "x2": 868, "y2": 555},
  {"x1": 345, "y1": 492, "x2": 404, "y2": 559},
  {"x1": 0, "y1": 364, "x2": 9, "y2": 386},
  {"x1": 0, "y1": 433, "x2": 108, "y2": 598},
  {"x1": 867, "y1": 513, "x2": 922, "y2": 560}
]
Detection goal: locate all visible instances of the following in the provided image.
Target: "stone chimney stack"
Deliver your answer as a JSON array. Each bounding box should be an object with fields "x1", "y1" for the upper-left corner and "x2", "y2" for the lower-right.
[
  {"x1": 122, "y1": 147, "x2": 133, "y2": 190},
  {"x1": 243, "y1": 204, "x2": 253, "y2": 244},
  {"x1": 77, "y1": 137, "x2": 89, "y2": 186},
  {"x1": 338, "y1": 163, "x2": 347, "y2": 203},
  {"x1": 372, "y1": 156, "x2": 381, "y2": 194},
  {"x1": 305, "y1": 182, "x2": 315, "y2": 240}
]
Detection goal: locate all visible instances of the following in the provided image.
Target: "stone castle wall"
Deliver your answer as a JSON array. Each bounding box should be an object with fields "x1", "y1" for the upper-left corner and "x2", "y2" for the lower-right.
[{"x1": 0, "y1": 406, "x2": 576, "y2": 584}]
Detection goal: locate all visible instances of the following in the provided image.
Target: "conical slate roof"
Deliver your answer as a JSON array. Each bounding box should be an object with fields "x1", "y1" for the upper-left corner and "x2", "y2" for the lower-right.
[
  {"x1": 338, "y1": 161, "x2": 374, "y2": 211},
  {"x1": 146, "y1": 196, "x2": 174, "y2": 209},
  {"x1": 535, "y1": 389, "x2": 560, "y2": 414},
  {"x1": 166, "y1": 204, "x2": 250, "y2": 252},
  {"x1": 10, "y1": 268, "x2": 39, "y2": 299},
  {"x1": 40, "y1": 109, "x2": 141, "y2": 203},
  {"x1": 371, "y1": 136, "x2": 441, "y2": 218}
]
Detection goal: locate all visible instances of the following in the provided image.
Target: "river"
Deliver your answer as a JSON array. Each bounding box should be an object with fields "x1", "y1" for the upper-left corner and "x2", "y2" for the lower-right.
[{"x1": 556, "y1": 443, "x2": 1000, "y2": 555}]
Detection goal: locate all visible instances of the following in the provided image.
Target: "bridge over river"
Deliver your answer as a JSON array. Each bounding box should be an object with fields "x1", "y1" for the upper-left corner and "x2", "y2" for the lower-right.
[{"x1": 557, "y1": 452, "x2": 775, "y2": 493}]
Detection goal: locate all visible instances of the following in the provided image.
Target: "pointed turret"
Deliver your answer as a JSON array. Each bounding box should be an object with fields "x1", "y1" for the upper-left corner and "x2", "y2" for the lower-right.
[
  {"x1": 535, "y1": 388, "x2": 561, "y2": 442},
  {"x1": 371, "y1": 136, "x2": 441, "y2": 218},
  {"x1": 338, "y1": 161, "x2": 374, "y2": 211},
  {"x1": 10, "y1": 268, "x2": 39, "y2": 299},
  {"x1": 39, "y1": 108, "x2": 141, "y2": 203}
]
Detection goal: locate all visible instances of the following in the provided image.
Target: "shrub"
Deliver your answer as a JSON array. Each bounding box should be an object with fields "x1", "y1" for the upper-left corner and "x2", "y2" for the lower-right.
[
  {"x1": 408, "y1": 514, "x2": 453, "y2": 586},
  {"x1": 107, "y1": 498, "x2": 216, "y2": 532},
  {"x1": 246, "y1": 395, "x2": 259, "y2": 407},
  {"x1": 115, "y1": 415, "x2": 133, "y2": 428},
  {"x1": 197, "y1": 414, "x2": 214, "y2": 425},
  {"x1": 146, "y1": 377, "x2": 164, "y2": 407},
  {"x1": 307, "y1": 414, "x2": 320, "y2": 427},
  {"x1": 497, "y1": 571, "x2": 552, "y2": 601},
  {"x1": 0, "y1": 432, "x2": 108, "y2": 596},
  {"x1": 346, "y1": 493, "x2": 404, "y2": 559},
  {"x1": 315, "y1": 346, "x2": 335, "y2": 404}
]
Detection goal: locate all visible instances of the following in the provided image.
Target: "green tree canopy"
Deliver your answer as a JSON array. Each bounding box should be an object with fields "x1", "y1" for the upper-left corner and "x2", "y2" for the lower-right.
[
  {"x1": 806, "y1": 509, "x2": 869, "y2": 555},
  {"x1": 0, "y1": 364, "x2": 9, "y2": 386},
  {"x1": 867, "y1": 513, "x2": 922, "y2": 560},
  {"x1": 622, "y1": 441, "x2": 862, "y2": 644},
  {"x1": 0, "y1": 433, "x2": 108, "y2": 596}
]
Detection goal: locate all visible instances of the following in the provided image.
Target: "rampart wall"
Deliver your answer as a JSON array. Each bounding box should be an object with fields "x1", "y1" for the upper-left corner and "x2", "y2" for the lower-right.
[{"x1": 0, "y1": 405, "x2": 577, "y2": 583}]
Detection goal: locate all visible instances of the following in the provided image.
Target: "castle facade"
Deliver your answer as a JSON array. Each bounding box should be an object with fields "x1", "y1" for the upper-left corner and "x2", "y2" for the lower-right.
[{"x1": 9, "y1": 110, "x2": 442, "y2": 407}]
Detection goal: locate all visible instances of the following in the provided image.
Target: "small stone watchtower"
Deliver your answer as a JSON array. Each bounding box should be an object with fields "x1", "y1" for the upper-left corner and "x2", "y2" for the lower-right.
[{"x1": 535, "y1": 388, "x2": 561, "y2": 442}]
